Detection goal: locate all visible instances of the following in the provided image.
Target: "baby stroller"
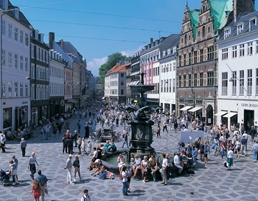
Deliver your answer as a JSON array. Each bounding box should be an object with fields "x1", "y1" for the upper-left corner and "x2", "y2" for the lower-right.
[{"x1": 0, "y1": 169, "x2": 12, "y2": 186}]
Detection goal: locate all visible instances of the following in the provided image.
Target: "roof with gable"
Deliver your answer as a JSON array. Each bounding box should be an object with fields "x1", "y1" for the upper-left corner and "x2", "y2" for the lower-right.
[
  {"x1": 52, "y1": 41, "x2": 73, "y2": 68},
  {"x1": 105, "y1": 63, "x2": 130, "y2": 77},
  {"x1": 58, "y1": 41, "x2": 83, "y2": 64}
]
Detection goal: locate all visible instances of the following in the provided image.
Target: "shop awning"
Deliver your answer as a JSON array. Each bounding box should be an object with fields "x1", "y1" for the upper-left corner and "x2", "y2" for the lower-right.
[
  {"x1": 180, "y1": 106, "x2": 193, "y2": 111},
  {"x1": 188, "y1": 107, "x2": 202, "y2": 113},
  {"x1": 223, "y1": 112, "x2": 237, "y2": 118},
  {"x1": 214, "y1": 111, "x2": 227, "y2": 116}
]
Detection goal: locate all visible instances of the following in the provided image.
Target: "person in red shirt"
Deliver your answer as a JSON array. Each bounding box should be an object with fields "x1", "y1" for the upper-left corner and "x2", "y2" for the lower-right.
[{"x1": 30, "y1": 178, "x2": 41, "y2": 201}]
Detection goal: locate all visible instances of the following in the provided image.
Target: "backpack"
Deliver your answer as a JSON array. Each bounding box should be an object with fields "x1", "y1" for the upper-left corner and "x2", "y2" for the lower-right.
[{"x1": 119, "y1": 172, "x2": 123, "y2": 180}]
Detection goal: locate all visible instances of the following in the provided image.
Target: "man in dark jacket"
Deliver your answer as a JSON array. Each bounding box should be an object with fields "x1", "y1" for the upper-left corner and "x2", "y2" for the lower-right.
[
  {"x1": 66, "y1": 136, "x2": 73, "y2": 154},
  {"x1": 249, "y1": 126, "x2": 257, "y2": 142}
]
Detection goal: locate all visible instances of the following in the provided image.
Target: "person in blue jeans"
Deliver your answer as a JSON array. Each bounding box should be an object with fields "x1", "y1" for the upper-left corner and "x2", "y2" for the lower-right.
[
  {"x1": 192, "y1": 145, "x2": 198, "y2": 165},
  {"x1": 121, "y1": 166, "x2": 128, "y2": 196},
  {"x1": 252, "y1": 140, "x2": 258, "y2": 162},
  {"x1": 213, "y1": 138, "x2": 219, "y2": 155}
]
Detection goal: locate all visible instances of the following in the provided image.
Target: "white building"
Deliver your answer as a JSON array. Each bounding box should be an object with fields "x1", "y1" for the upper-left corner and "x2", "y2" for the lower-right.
[
  {"x1": 217, "y1": 10, "x2": 258, "y2": 131},
  {"x1": 0, "y1": 1, "x2": 32, "y2": 132},
  {"x1": 159, "y1": 34, "x2": 180, "y2": 114}
]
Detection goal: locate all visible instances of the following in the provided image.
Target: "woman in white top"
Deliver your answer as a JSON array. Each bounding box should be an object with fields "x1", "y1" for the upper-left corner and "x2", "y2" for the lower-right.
[
  {"x1": 132, "y1": 155, "x2": 141, "y2": 178},
  {"x1": 140, "y1": 156, "x2": 148, "y2": 183},
  {"x1": 117, "y1": 154, "x2": 125, "y2": 172}
]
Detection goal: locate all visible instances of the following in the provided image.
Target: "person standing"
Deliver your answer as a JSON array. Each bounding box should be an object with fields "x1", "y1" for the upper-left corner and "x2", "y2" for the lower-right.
[
  {"x1": 163, "y1": 120, "x2": 168, "y2": 133},
  {"x1": 73, "y1": 130, "x2": 78, "y2": 147},
  {"x1": 156, "y1": 125, "x2": 161, "y2": 138},
  {"x1": 64, "y1": 154, "x2": 74, "y2": 184},
  {"x1": 20, "y1": 138, "x2": 27, "y2": 157},
  {"x1": 12, "y1": 155, "x2": 19, "y2": 183},
  {"x1": 36, "y1": 170, "x2": 48, "y2": 201},
  {"x1": 227, "y1": 148, "x2": 234, "y2": 170},
  {"x1": 73, "y1": 155, "x2": 82, "y2": 182},
  {"x1": 0, "y1": 132, "x2": 6, "y2": 153},
  {"x1": 84, "y1": 123, "x2": 89, "y2": 139},
  {"x1": 251, "y1": 140, "x2": 258, "y2": 162},
  {"x1": 77, "y1": 136, "x2": 82, "y2": 155},
  {"x1": 66, "y1": 136, "x2": 73, "y2": 154},
  {"x1": 9, "y1": 159, "x2": 18, "y2": 185},
  {"x1": 30, "y1": 178, "x2": 41, "y2": 201},
  {"x1": 28, "y1": 152, "x2": 39, "y2": 181},
  {"x1": 80, "y1": 189, "x2": 91, "y2": 201},
  {"x1": 122, "y1": 132, "x2": 129, "y2": 148},
  {"x1": 121, "y1": 166, "x2": 128, "y2": 196},
  {"x1": 40, "y1": 127, "x2": 45, "y2": 141},
  {"x1": 62, "y1": 135, "x2": 67, "y2": 154},
  {"x1": 161, "y1": 153, "x2": 169, "y2": 186},
  {"x1": 77, "y1": 120, "x2": 82, "y2": 134},
  {"x1": 249, "y1": 126, "x2": 256, "y2": 142}
]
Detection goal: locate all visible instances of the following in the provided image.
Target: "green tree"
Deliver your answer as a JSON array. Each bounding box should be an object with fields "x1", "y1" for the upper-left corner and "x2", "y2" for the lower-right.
[{"x1": 99, "y1": 52, "x2": 130, "y2": 89}]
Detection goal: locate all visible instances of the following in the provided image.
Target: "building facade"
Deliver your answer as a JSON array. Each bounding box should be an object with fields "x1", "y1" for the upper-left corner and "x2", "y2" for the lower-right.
[
  {"x1": 0, "y1": 0, "x2": 32, "y2": 132},
  {"x1": 159, "y1": 34, "x2": 180, "y2": 115},
  {"x1": 217, "y1": 9, "x2": 258, "y2": 131}
]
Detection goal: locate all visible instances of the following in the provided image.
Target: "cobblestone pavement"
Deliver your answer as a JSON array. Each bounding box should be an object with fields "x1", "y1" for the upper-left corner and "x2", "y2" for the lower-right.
[{"x1": 1, "y1": 116, "x2": 258, "y2": 201}]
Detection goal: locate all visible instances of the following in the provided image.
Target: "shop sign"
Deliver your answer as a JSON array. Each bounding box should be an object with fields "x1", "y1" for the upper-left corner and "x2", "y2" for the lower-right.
[{"x1": 241, "y1": 103, "x2": 258, "y2": 108}]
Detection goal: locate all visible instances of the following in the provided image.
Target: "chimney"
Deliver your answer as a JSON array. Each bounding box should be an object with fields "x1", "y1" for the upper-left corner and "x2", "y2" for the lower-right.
[
  {"x1": 150, "y1": 38, "x2": 153, "y2": 44},
  {"x1": 34, "y1": 30, "x2": 39, "y2": 41},
  {"x1": 49, "y1": 32, "x2": 55, "y2": 48},
  {"x1": 59, "y1": 39, "x2": 64, "y2": 48}
]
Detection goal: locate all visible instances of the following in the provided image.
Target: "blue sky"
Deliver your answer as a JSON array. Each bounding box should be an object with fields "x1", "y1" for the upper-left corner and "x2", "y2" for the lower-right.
[{"x1": 10, "y1": 0, "x2": 258, "y2": 76}]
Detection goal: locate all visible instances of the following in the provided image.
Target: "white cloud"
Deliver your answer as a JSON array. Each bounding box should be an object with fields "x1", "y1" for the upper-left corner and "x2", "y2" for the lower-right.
[
  {"x1": 121, "y1": 45, "x2": 144, "y2": 57},
  {"x1": 87, "y1": 56, "x2": 107, "y2": 76}
]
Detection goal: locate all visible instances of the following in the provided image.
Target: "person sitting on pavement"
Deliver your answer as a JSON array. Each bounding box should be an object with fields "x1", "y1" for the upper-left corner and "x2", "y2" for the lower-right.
[{"x1": 108, "y1": 141, "x2": 117, "y2": 152}]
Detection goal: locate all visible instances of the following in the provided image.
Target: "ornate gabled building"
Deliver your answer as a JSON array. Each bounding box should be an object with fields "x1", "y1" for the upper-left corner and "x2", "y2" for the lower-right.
[{"x1": 177, "y1": 0, "x2": 254, "y2": 125}]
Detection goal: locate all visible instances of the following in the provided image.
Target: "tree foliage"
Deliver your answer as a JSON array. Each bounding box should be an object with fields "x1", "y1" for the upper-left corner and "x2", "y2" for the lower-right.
[{"x1": 99, "y1": 52, "x2": 130, "y2": 89}]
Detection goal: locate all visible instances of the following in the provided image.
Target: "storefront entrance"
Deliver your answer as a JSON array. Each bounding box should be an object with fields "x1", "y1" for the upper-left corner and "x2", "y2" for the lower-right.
[{"x1": 244, "y1": 109, "x2": 254, "y2": 132}]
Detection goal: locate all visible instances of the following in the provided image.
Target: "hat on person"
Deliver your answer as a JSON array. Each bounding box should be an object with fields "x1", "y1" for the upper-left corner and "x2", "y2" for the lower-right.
[{"x1": 69, "y1": 154, "x2": 72, "y2": 157}]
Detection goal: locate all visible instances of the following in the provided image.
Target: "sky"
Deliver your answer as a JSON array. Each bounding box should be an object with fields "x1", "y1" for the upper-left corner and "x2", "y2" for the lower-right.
[{"x1": 10, "y1": 0, "x2": 258, "y2": 76}]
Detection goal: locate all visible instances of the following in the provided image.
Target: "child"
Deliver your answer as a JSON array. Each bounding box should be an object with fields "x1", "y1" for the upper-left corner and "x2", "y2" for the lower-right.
[{"x1": 30, "y1": 178, "x2": 41, "y2": 201}]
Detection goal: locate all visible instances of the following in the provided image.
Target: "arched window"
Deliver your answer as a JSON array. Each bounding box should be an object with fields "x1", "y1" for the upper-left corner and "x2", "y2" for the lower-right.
[
  {"x1": 208, "y1": 26, "x2": 211, "y2": 33},
  {"x1": 202, "y1": 26, "x2": 206, "y2": 37},
  {"x1": 185, "y1": 35, "x2": 187, "y2": 45}
]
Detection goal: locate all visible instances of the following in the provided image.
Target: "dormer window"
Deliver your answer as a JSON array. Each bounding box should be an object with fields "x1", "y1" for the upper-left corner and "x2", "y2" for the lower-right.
[
  {"x1": 249, "y1": 18, "x2": 256, "y2": 31},
  {"x1": 224, "y1": 28, "x2": 231, "y2": 39},
  {"x1": 237, "y1": 23, "x2": 243, "y2": 35}
]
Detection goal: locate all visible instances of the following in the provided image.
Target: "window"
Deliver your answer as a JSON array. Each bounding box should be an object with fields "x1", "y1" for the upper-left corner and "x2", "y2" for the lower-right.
[
  {"x1": 161, "y1": 80, "x2": 163, "y2": 92},
  {"x1": 8, "y1": 81, "x2": 12, "y2": 97},
  {"x1": 232, "y1": 46, "x2": 237, "y2": 58},
  {"x1": 2, "y1": 50, "x2": 5, "y2": 66},
  {"x1": 169, "y1": 79, "x2": 171, "y2": 92},
  {"x1": 179, "y1": 76, "x2": 182, "y2": 87},
  {"x1": 250, "y1": 18, "x2": 256, "y2": 31},
  {"x1": 232, "y1": 71, "x2": 237, "y2": 96},
  {"x1": 224, "y1": 29, "x2": 230, "y2": 39},
  {"x1": 20, "y1": 56, "x2": 23, "y2": 70},
  {"x1": 202, "y1": 26, "x2": 206, "y2": 37},
  {"x1": 183, "y1": 75, "x2": 186, "y2": 87},
  {"x1": 14, "y1": 82, "x2": 18, "y2": 97},
  {"x1": 188, "y1": 52, "x2": 192, "y2": 65},
  {"x1": 25, "y1": 83, "x2": 28, "y2": 97},
  {"x1": 222, "y1": 72, "x2": 228, "y2": 95},
  {"x1": 183, "y1": 54, "x2": 186, "y2": 65},
  {"x1": 2, "y1": 81, "x2": 5, "y2": 97},
  {"x1": 200, "y1": 72, "x2": 203, "y2": 86},
  {"x1": 14, "y1": 27, "x2": 18, "y2": 41},
  {"x1": 237, "y1": 24, "x2": 243, "y2": 35},
  {"x1": 8, "y1": 52, "x2": 12, "y2": 67},
  {"x1": 239, "y1": 70, "x2": 244, "y2": 96},
  {"x1": 247, "y1": 69, "x2": 252, "y2": 96},
  {"x1": 121, "y1": 73, "x2": 124, "y2": 77},
  {"x1": 247, "y1": 42, "x2": 253, "y2": 55},
  {"x1": 194, "y1": 51, "x2": 197, "y2": 63},
  {"x1": 14, "y1": 54, "x2": 18, "y2": 68},
  {"x1": 198, "y1": 31, "x2": 200, "y2": 37},
  {"x1": 184, "y1": 35, "x2": 187, "y2": 45},
  {"x1": 1, "y1": 20, "x2": 5, "y2": 35},
  {"x1": 179, "y1": 55, "x2": 182, "y2": 66},
  {"x1": 200, "y1": 49, "x2": 203, "y2": 62},
  {"x1": 207, "y1": 72, "x2": 214, "y2": 86},
  {"x1": 222, "y1": 48, "x2": 228, "y2": 60},
  {"x1": 121, "y1": 89, "x2": 124, "y2": 95},
  {"x1": 20, "y1": 30, "x2": 23, "y2": 44},
  {"x1": 25, "y1": 33, "x2": 29, "y2": 46},
  {"x1": 20, "y1": 83, "x2": 23, "y2": 97},
  {"x1": 188, "y1": 74, "x2": 192, "y2": 87},
  {"x1": 8, "y1": 24, "x2": 12, "y2": 38},
  {"x1": 208, "y1": 46, "x2": 214, "y2": 61},
  {"x1": 25, "y1": 57, "x2": 28, "y2": 71},
  {"x1": 121, "y1": 82, "x2": 124, "y2": 86},
  {"x1": 256, "y1": 69, "x2": 258, "y2": 95},
  {"x1": 173, "y1": 79, "x2": 175, "y2": 92},
  {"x1": 194, "y1": 73, "x2": 197, "y2": 86},
  {"x1": 240, "y1": 44, "x2": 245, "y2": 56}
]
